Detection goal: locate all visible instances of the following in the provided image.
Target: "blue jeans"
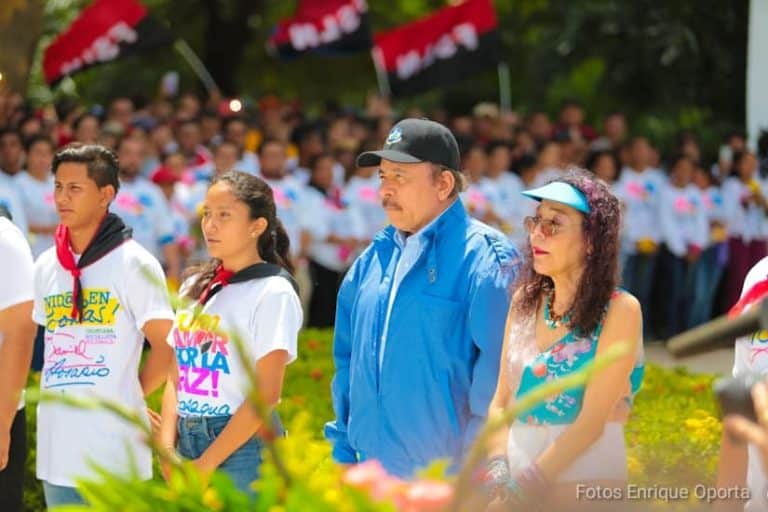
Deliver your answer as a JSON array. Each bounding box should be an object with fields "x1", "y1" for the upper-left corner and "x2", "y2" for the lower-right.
[
  {"x1": 43, "y1": 481, "x2": 86, "y2": 508},
  {"x1": 177, "y1": 415, "x2": 276, "y2": 496},
  {"x1": 621, "y1": 252, "x2": 658, "y2": 336},
  {"x1": 687, "y1": 245, "x2": 726, "y2": 328},
  {"x1": 657, "y1": 247, "x2": 689, "y2": 338}
]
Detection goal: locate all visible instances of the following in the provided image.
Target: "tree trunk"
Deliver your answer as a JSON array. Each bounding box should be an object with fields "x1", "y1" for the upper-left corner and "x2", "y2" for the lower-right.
[
  {"x1": 0, "y1": 0, "x2": 44, "y2": 93},
  {"x1": 202, "y1": 0, "x2": 263, "y2": 96}
]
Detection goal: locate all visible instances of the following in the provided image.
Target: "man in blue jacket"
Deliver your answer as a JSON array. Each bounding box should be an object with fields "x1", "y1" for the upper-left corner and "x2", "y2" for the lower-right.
[{"x1": 324, "y1": 118, "x2": 519, "y2": 478}]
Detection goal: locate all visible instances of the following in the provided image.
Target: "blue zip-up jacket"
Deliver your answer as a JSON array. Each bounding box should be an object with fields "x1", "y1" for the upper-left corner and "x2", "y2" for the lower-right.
[{"x1": 324, "y1": 200, "x2": 519, "y2": 478}]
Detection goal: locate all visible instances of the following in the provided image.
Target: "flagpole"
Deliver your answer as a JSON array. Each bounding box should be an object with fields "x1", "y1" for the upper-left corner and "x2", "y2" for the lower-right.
[
  {"x1": 497, "y1": 61, "x2": 511, "y2": 112},
  {"x1": 370, "y1": 47, "x2": 390, "y2": 98},
  {"x1": 173, "y1": 39, "x2": 219, "y2": 93}
]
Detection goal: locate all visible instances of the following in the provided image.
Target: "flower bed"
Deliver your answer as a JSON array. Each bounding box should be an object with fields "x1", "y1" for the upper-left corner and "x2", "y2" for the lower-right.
[{"x1": 21, "y1": 330, "x2": 724, "y2": 511}]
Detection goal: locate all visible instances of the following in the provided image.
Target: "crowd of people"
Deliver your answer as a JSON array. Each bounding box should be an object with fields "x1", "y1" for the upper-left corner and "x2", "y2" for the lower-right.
[
  {"x1": 2, "y1": 84, "x2": 768, "y2": 511},
  {"x1": 2, "y1": 88, "x2": 767, "y2": 335}
]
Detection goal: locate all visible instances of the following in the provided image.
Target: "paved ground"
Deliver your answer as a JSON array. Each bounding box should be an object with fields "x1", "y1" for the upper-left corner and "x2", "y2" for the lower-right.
[{"x1": 645, "y1": 340, "x2": 733, "y2": 375}]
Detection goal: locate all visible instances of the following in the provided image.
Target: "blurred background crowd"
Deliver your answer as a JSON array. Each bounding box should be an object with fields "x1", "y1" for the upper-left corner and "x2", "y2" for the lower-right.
[{"x1": 2, "y1": 87, "x2": 768, "y2": 337}]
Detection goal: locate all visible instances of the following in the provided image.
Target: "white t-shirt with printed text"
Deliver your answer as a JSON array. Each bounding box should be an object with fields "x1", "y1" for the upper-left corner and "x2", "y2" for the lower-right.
[
  {"x1": 732, "y1": 256, "x2": 768, "y2": 512},
  {"x1": 32, "y1": 240, "x2": 174, "y2": 486},
  {"x1": 169, "y1": 275, "x2": 301, "y2": 418},
  {"x1": 0, "y1": 217, "x2": 35, "y2": 410}
]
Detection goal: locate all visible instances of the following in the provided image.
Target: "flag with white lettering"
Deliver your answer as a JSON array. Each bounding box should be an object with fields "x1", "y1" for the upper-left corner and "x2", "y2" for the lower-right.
[
  {"x1": 43, "y1": 0, "x2": 175, "y2": 86},
  {"x1": 372, "y1": 0, "x2": 501, "y2": 97},
  {"x1": 267, "y1": 0, "x2": 372, "y2": 59}
]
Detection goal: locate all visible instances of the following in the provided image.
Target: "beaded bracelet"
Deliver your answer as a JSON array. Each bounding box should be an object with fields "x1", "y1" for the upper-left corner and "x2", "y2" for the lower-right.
[{"x1": 482, "y1": 455, "x2": 511, "y2": 499}]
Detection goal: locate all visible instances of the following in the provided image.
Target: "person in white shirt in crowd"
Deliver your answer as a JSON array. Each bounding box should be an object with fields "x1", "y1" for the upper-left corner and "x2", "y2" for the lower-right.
[
  {"x1": 721, "y1": 151, "x2": 768, "y2": 310},
  {"x1": 97, "y1": 120, "x2": 124, "y2": 151},
  {"x1": 17, "y1": 116, "x2": 43, "y2": 142},
  {"x1": 257, "y1": 138, "x2": 309, "y2": 265},
  {"x1": 222, "y1": 117, "x2": 259, "y2": 175},
  {"x1": 614, "y1": 136, "x2": 663, "y2": 336},
  {"x1": 656, "y1": 155, "x2": 708, "y2": 337},
  {"x1": 532, "y1": 141, "x2": 563, "y2": 188},
  {"x1": 106, "y1": 97, "x2": 134, "y2": 132},
  {"x1": 159, "y1": 151, "x2": 188, "y2": 182},
  {"x1": 113, "y1": 137, "x2": 182, "y2": 283},
  {"x1": 149, "y1": 122, "x2": 177, "y2": 161},
  {"x1": 257, "y1": 138, "x2": 312, "y2": 306},
  {"x1": 176, "y1": 140, "x2": 240, "y2": 214},
  {"x1": 511, "y1": 128, "x2": 536, "y2": 165},
  {"x1": 72, "y1": 113, "x2": 100, "y2": 145},
  {"x1": 291, "y1": 124, "x2": 327, "y2": 186},
  {"x1": 151, "y1": 167, "x2": 193, "y2": 272},
  {"x1": 158, "y1": 171, "x2": 301, "y2": 498},
  {"x1": 344, "y1": 159, "x2": 388, "y2": 243},
  {"x1": 590, "y1": 111, "x2": 628, "y2": 152},
  {"x1": 0, "y1": 215, "x2": 36, "y2": 512},
  {"x1": 461, "y1": 141, "x2": 505, "y2": 231},
  {"x1": 176, "y1": 119, "x2": 213, "y2": 181},
  {"x1": 552, "y1": 129, "x2": 585, "y2": 169},
  {"x1": 515, "y1": 154, "x2": 543, "y2": 225},
  {"x1": 200, "y1": 109, "x2": 222, "y2": 148},
  {"x1": 14, "y1": 135, "x2": 57, "y2": 257},
  {"x1": 688, "y1": 164, "x2": 728, "y2": 327},
  {"x1": 0, "y1": 180, "x2": 28, "y2": 238},
  {"x1": 525, "y1": 111, "x2": 553, "y2": 148},
  {"x1": 0, "y1": 129, "x2": 25, "y2": 178},
  {"x1": 586, "y1": 150, "x2": 621, "y2": 190},
  {"x1": 678, "y1": 130, "x2": 702, "y2": 164},
  {"x1": 712, "y1": 131, "x2": 748, "y2": 181},
  {"x1": 482, "y1": 140, "x2": 525, "y2": 244},
  {"x1": 333, "y1": 138, "x2": 360, "y2": 183},
  {"x1": 646, "y1": 144, "x2": 668, "y2": 186},
  {"x1": 176, "y1": 92, "x2": 202, "y2": 120},
  {"x1": 34, "y1": 144, "x2": 174, "y2": 507},
  {"x1": 303, "y1": 153, "x2": 366, "y2": 327}
]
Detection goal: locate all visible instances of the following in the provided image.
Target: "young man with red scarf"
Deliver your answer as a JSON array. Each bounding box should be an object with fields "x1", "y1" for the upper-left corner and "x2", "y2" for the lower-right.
[{"x1": 32, "y1": 144, "x2": 174, "y2": 507}]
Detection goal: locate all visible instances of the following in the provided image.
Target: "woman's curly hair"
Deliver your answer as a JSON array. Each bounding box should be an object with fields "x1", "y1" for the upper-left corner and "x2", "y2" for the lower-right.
[{"x1": 513, "y1": 168, "x2": 622, "y2": 335}]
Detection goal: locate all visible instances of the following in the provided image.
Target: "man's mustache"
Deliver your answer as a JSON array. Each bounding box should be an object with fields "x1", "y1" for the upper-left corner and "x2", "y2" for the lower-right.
[{"x1": 382, "y1": 198, "x2": 401, "y2": 210}]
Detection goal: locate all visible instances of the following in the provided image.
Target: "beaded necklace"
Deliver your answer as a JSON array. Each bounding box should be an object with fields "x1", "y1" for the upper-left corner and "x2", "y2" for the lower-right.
[{"x1": 543, "y1": 291, "x2": 571, "y2": 329}]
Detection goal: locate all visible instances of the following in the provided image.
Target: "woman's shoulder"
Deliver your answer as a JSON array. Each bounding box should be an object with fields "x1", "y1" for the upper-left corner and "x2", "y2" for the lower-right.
[
  {"x1": 600, "y1": 289, "x2": 642, "y2": 336},
  {"x1": 607, "y1": 288, "x2": 641, "y2": 315}
]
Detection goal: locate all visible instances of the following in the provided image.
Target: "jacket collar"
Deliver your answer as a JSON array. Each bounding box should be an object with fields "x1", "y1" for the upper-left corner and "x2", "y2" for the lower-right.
[{"x1": 374, "y1": 199, "x2": 467, "y2": 247}]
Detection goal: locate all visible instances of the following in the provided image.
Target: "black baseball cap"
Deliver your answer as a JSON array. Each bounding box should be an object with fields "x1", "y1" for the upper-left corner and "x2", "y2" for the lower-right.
[{"x1": 357, "y1": 118, "x2": 461, "y2": 171}]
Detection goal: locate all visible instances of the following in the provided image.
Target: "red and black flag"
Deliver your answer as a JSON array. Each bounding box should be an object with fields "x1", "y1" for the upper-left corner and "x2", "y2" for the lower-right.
[
  {"x1": 267, "y1": 0, "x2": 372, "y2": 59},
  {"x1": 372, "y1": 0, "x2": 501, "y2": 97},
  {"x1": 43, "y1": 0, "x2": 174, "y2": 86}
]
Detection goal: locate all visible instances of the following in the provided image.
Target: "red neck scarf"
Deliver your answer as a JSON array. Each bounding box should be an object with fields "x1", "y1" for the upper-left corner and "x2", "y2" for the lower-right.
[
  {"x1": 729, "y1": 278, "x2": 768, "y2": 318},
  {"x1": 196, "y1": 262, "x2": 300, "y2": 305},
  {"x1": 198, "y1": 265, "x2": 235, "y2": 305},
  {"x1": 54, "y1": 213, "x2": 132, "y2": 322}
]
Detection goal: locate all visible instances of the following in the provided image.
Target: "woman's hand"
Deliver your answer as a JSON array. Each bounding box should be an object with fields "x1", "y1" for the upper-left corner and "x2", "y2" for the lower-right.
[
  {"x1": 724, "y1": 378, "x2": 768, "y2": 475},
  {"x1": 192, "y1": 456, "x2": 217, "y2": 488}
]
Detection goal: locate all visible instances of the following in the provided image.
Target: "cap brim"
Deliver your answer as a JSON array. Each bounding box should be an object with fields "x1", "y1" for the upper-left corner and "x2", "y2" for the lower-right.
[
  {"x1": 521, "y1": 182, "x2": 591, "y2": 214},
  {"x1": 357, "y1": 149, "x2": 423, "y2": 168}
]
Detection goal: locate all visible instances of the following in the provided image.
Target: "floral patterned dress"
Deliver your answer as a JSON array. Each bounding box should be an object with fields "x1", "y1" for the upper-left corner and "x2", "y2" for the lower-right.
[{"x1": 505, "y1": 290, "x2": 645, "y2": 481}]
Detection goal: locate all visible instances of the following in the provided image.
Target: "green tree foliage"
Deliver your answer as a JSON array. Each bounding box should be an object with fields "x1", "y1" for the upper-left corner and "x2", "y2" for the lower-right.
[{"x1": 27, "y1": 0, "x2": 748, "y2": 148}]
